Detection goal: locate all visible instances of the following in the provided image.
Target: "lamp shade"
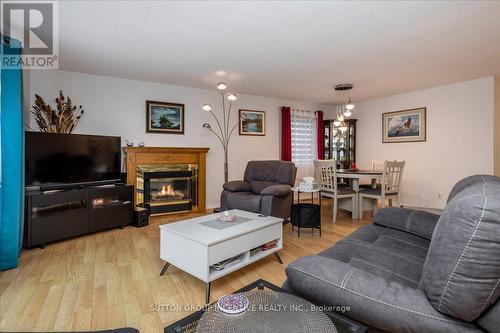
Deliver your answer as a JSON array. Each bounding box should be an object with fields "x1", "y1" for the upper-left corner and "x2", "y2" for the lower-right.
[{"x1": 346, "y1": 97, "x2": 355, "y2": 110}]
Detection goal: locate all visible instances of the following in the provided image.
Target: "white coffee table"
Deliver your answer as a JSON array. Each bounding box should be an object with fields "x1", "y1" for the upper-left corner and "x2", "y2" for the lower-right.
[{"x1": 159, "y1": 209, "x2": 283, "y2": 303}]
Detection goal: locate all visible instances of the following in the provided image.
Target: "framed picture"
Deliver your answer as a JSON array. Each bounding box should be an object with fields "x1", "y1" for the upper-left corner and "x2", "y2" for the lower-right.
[
  {"x1": 239, "y1": 109, "x2": 266, "y2": 136},
  {"x1": 382, "y1": 107, "x2": 426, "y2": 143},
  {"x1": 146, "y1": 100, "x2": 184, "y2": 134}
]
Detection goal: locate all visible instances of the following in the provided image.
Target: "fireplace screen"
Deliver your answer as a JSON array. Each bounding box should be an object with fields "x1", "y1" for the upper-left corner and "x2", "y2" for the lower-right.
[
  {"x1": 151, "y1": 181, "x2": 187, "y2": 202},
  {"x1": 136, "y1": 164, "x2": 198, "y2": 215}
]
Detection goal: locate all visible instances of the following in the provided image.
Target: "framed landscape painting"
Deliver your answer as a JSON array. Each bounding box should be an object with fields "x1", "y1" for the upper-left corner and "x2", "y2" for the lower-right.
[
  {"x1": 146, "y1": 100, "x2": 184, "y2": 134},
  {"x1": 382, "y1": 107, "x2": 426, "y2": 143},
  {"x1": 239, "y1": 109, "x2": 266, "y2": 136}
]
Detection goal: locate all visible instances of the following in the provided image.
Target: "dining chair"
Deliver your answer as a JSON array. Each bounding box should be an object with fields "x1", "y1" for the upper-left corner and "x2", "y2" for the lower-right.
[
  {"x1": 371, "y1": 160, "x2": 385, "y2": 172},
  {"x1": 358, "y1": 160, "x2": 405, "y2": 219},
  {"x1": 360, "y1": 160, "x2": 385, "y2": 189},
  {"x1": 314, "y1": 159, "x2": 357, "y2": 223},
  {"x1": 371, "y1": 159, "x2": 385, "y2": 187}
]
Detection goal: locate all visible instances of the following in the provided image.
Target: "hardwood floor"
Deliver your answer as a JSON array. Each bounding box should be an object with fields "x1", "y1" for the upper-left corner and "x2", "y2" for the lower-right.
[{"x1": 0, "y1": 200, "x2": 370, "y2": 333}]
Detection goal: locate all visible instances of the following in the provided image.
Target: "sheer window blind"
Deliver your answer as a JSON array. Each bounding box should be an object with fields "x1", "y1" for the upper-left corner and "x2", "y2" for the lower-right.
[{"x1": 291, "y1": 110, "x2": 317, "y2": 163}]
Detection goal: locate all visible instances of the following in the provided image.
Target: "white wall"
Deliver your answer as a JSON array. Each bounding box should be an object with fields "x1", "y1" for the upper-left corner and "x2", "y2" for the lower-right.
[
  {"x1": 28, "y1": 70, "x2": 323, "y2": 208},
  {"x1": 351, "y1": 77, "x2": 494, "y2": 209},
  {"x1": 494, "y1": 75, "x2": 500, "y2": 176}
]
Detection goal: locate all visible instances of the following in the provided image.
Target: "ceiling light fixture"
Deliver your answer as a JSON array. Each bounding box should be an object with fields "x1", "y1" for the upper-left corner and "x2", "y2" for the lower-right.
[
  {"x1": 217, "y1": 82, "x2": 227, "y2": 90},
  {"x1": 339, "y1": 121, "x2": 348, "y2": 133},
  {"x1": 334, "y1": 83, "x2": 355, "y2": 118},
  {"x1": 346, "y1": 97, "x2": 355, "y2": 111}
]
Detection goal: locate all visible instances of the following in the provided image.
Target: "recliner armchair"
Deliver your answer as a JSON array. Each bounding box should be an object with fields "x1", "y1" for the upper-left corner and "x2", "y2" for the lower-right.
[
  {"x1": 284, "y1": 175, "x2": 500, "y2": 333},
  {"x1": 220, "y1": 160, "x2": 296, "y2": 219}
]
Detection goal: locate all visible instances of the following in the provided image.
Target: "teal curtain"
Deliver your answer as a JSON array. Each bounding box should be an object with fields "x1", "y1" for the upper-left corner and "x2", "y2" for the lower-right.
[{"x1": 0, "y1": 36, "x2": 24, "y2": 270}]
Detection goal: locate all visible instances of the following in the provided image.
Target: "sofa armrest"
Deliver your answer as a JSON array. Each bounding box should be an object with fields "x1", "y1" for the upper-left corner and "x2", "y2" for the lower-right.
[
  {"x1": 286, "y1": 256, "x2": 480, "y2": 333},
  {"x1": 223, "y1": 180, "x2": 251, "y2": 192},
  {"x1": 372, "y1": 207, "x2": 440, "y2": 240},
  {"x1": 260, "y1": 184, "x2": 292, "y2": 197}
]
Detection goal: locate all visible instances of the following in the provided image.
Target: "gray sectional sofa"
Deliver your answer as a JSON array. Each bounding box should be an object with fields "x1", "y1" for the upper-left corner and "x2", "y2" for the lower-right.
[{"x1": 284, "y1": 175, "x2": 500, "y2": 333}]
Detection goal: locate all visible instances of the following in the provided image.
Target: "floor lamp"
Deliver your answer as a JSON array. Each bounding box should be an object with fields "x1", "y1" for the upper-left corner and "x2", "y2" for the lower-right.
[{"x1": 202, "y1": 82, "x2": 242, "y2": 184}]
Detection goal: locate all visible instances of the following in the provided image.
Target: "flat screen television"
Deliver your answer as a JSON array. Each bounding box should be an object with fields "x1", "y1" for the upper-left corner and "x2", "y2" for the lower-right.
[{"x1": 25, "y1": 132, "x2": 122, "y2": 190}]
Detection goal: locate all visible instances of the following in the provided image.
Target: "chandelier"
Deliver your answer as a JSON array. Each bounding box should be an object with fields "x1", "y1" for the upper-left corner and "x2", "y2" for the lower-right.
[{"x1": 332, "y1": 83, "x2": 355, "y2": 134}]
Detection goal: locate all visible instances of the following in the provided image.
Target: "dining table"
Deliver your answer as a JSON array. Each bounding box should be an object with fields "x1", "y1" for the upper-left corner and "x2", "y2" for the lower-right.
[{"x1": 336, "y1": 169, "x2": 383, "y2": 220}]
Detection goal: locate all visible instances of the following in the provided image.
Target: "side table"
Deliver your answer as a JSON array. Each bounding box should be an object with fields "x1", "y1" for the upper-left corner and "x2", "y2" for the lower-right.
[{"x1": 291, "y1": 187, "x2": 321, "y2": 237}]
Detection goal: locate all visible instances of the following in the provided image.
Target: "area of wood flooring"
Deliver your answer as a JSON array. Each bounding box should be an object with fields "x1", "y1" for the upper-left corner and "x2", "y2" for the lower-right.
[{"x1": 0, "y1": 200, "x2": 370, "y2": 333}]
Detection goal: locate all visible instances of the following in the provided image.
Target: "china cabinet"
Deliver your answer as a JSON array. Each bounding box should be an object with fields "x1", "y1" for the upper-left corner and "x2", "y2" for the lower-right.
[{"x1": 323, "y1": 119, "x2": 357, "y2": 169}]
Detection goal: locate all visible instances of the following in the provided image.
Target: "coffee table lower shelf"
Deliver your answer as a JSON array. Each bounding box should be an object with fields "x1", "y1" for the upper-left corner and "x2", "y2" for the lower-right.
[{"x1": 160, "y1": 250, "x2": 283, "y2": 303}]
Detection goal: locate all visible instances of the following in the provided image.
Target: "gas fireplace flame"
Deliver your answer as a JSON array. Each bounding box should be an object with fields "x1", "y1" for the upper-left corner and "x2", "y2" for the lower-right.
[{"x1": 159, "y1": 184, "x2": 176, "y2": 197}]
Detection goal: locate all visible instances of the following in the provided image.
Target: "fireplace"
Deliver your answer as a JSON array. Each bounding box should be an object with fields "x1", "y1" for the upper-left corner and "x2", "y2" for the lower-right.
[
  {"x1": 123, "y1": 147, "x2": 209, "y2": 215},
  {"x1": 136, "y1": 164, "x2": 198, "y2": 215}
]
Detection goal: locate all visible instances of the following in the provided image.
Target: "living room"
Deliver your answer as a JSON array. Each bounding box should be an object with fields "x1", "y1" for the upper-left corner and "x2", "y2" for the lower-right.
[{"x1": 1, "y1": 1, "x2": 500, "y2": 333}]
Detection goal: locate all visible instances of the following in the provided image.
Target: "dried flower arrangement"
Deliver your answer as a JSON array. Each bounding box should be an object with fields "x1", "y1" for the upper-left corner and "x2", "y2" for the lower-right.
[{"x1": 31, "y1": 91, "x2": 84, "y2": 133}]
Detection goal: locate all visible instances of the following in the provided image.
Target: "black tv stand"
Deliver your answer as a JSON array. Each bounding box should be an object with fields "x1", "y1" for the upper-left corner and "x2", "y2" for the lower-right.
[{"x1": 24, "y1": 183, "x2": 133, "y2": 248}]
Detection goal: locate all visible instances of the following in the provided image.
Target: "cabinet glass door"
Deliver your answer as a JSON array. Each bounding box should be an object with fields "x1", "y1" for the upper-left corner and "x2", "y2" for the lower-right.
[{"x1": 323, "y1": 119, "x2": 356, "y2": 169}]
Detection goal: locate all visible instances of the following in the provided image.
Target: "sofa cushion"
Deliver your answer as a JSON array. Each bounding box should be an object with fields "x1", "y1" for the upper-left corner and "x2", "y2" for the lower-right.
[
  {"x1": 421, "y1": 175, "x2": 500, "y2": 321},
  {"x1": 286, "y1": 256, "x2": 481, "y2": 333},
  {"x1": 244, "y1": 160, "x2": 296, "y2": 185},
  {"x1": 446, "y1": 174, "x2": 499, "y2": 204},
  {"x1": 260, "y1": 184, "x2": 291, "y2": 197},
  {"x1": 319, "y1": 224, "x2": 430, "y2": 287},
  {"x1": 250, "y1": 181, "x2": 277, "y2": 194},
  {"x1": 478, "y1": 301, "x2": 500, "y2": 333},
  {"x1": 222, "y1": 192, "x2": 261, "y2": 213},
  {"x1": 223, "y1": 180, "x2": 251, "y2": 192},
  {"x1": 373, "y1": 207, "x2": 440, "y2": 240}
]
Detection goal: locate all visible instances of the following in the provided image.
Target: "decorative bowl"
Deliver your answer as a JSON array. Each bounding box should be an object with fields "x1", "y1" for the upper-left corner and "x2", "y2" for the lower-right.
[
  {"x1": 298, "y1": 181, "x2": 314, "y2": 191},
  {"x1": 217, "y1": 294, "x2": 249, "y2": 315},
  {"x1": 303, "y1": 176, "x2": 314, "y2": 184},
  {"x1": 218, "y1": 211, "x2": 236, "y2": 222}
]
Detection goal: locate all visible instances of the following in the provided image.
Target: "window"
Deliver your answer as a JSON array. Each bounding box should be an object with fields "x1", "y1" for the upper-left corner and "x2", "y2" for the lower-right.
[{"x1": 291, "y1": 110, "x2": 317, "y2": 178}]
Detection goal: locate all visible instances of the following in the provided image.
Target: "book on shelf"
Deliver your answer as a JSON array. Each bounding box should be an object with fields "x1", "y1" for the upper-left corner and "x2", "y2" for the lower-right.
[
  {"x1": 261, "y1": 240, "x2": 278, "y2": 250},
  {"x1": 249, "y1": 240, "x2": 278, "y2": 256},
  {"x1": 210, "y1": 253, "x2": 245, "y2": 271},
  {"x1": 250, "y1": 247, "x2": 262, "y2": 256}
]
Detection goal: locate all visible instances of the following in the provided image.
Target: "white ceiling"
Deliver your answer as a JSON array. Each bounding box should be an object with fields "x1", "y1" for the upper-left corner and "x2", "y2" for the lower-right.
[{"x1": 57, "y1": 1, "x2": 500, "y2": 104}]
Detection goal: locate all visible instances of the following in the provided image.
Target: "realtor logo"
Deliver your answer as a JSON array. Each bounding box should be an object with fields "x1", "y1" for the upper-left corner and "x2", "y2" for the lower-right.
[{"x1": 1, "y1": 1, "x2": 58, "y2": 69}]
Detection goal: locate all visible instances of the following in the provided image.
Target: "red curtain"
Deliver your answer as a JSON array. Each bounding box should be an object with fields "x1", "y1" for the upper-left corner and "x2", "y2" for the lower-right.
[
  {"x1": 316, "y1": 111, "x2": 325, "y2": 160},
  {"x1": 281, "y1": 106, "x2": 292, "y2": 161}
]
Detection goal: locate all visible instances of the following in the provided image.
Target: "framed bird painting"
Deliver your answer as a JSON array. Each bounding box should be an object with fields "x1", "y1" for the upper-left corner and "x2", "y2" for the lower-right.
[{"x1": 382, "y1": 107, "x2": 426, "y2": 143}]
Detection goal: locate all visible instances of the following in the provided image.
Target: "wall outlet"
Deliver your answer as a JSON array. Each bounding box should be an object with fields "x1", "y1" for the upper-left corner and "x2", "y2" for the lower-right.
[{"x1": 437, "y1": 193, "x2": 442, "y2": 199}]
